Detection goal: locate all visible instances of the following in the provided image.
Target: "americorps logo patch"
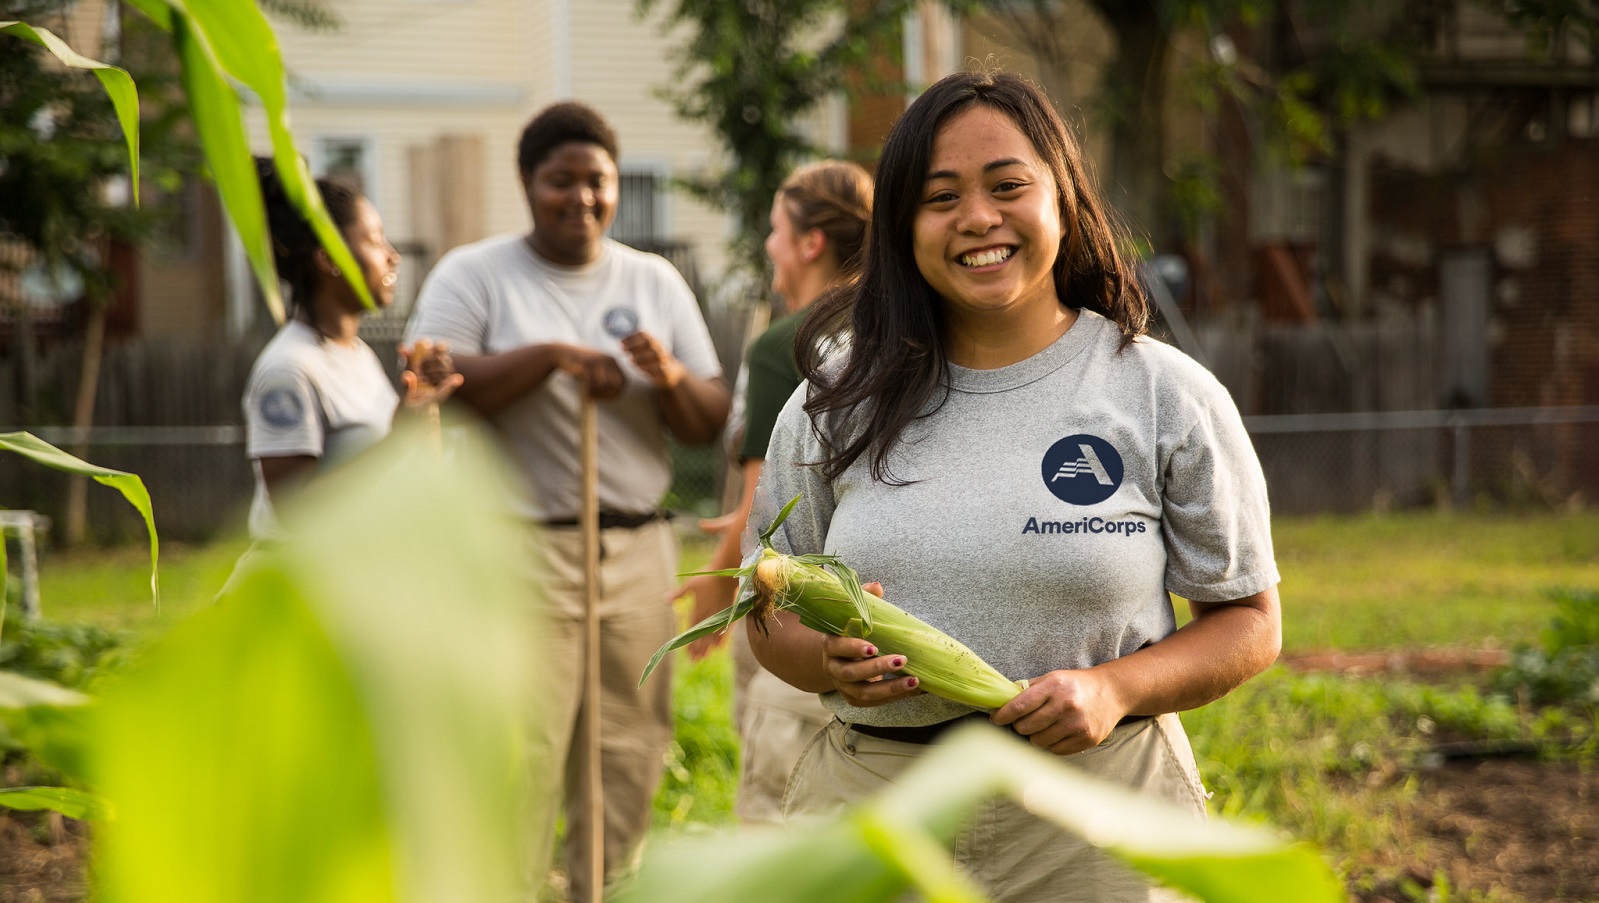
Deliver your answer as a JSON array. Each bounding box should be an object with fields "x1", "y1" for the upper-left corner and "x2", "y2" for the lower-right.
[
  {"x1": 257, "y1": 385, "x2": 306, "y2": 430},
  {"x1": 602, "y1": 306, "x2": 639, "y2": 339},
  {"x1": 1041, "y1": 434, "x2": 1123, "y2": 505}
]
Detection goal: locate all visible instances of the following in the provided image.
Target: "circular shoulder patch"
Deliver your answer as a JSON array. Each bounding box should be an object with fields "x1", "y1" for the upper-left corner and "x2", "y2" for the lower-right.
[
  {"x1": 602, "y1": 306, "x2": 640, "y2": 339},
  {"x1": 257, "y1": 385, "x2": 307, "y2": 430},
  {"x1": 1041, "y1": 434, "x2": 1124, "y2": 505}
]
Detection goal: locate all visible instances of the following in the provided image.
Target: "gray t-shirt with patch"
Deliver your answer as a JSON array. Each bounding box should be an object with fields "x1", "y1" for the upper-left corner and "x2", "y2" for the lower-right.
[
  {"x1": 243, "y1": 319, "x2": 398, "y2": 539},
  {"x1": 405, "y1": 235, "x2": 722, "y2": 521},
  {"x1": 751, "y1": 310, "x2": 1279, "y2": 728}
]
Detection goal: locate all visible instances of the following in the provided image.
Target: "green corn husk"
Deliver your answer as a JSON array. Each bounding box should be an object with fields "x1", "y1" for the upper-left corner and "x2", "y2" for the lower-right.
[{"x1": 641, "y1": 495, "x2": 1025, "y2": 711}]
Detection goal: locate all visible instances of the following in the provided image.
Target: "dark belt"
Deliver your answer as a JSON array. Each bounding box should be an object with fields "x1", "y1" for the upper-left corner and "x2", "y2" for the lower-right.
[
  {"x1": 539, "y1": 510, "x2": 667, "y2": 530},
  {"x1": 845, "y1": 712, "x2": 1153, "y2": 746}
]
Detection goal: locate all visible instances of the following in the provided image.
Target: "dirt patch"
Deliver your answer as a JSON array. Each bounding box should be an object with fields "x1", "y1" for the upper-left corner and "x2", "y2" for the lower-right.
[
  {"x1": 1398, "y1": 757, "x2": 1598, "y2": 902},
  {"x1": 0, "y1": 810, "x2": 88, "y2": 903},
  {"x1": 1281, "y1": 647, "x2": 1512, "y2": 676}
]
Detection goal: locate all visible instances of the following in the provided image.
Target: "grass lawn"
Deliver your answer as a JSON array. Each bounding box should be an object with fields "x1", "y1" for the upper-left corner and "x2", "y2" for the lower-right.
[
  {"x1": 14, "y1": 509, "x2": 1599, "y2": 900},
  {"x1": 1272, "y1": 511, "x2": 1599, "y2": 652}
]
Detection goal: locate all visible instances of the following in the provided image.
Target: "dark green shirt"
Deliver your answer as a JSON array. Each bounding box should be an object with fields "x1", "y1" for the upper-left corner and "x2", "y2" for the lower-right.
[{"x1": 737, "y1": 309, "x2": 808, "y2": 461}]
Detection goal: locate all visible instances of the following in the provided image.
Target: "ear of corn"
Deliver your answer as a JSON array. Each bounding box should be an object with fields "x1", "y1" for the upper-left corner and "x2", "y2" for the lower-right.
[{"x1": 643, "y1": 495, "x2": 1025, "y2": 711}]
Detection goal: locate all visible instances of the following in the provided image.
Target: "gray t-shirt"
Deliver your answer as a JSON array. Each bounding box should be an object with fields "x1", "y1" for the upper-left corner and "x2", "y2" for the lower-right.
[
  {"x1": 243, "y1": 319, "x2": 398, "y2": 539},
  {"x1": 751, "y1": 310, "x2": 1279, "y2": 727},
  {"x1": 405, "y1": 235, "x2": 723, "y2": 521}
]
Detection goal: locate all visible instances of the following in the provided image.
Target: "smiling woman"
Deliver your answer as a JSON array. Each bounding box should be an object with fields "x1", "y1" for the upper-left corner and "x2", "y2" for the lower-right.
[
  {"x1": 746, "y1": 69, "x2": 1282, "y2": 903},
  {"x1": 237, "y1": 160, "x2": 460, "y2": 545},
  {"x1": 912, "y1": 105, "x2": 1069, "y2": 366}
]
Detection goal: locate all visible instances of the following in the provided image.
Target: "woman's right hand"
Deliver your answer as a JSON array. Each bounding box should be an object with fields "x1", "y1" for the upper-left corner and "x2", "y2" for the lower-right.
[{"x1": 820, "y1": 582, "x2": 924, "y2": 707}]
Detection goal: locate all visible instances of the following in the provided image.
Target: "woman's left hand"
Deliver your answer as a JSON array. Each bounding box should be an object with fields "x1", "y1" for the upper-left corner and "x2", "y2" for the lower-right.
[
  {"x1": 990, "y1": 668, "x2": 1125, "y2": 756},
  {"x1": 400, "y1": 339, "x2": 464, "y2": 408}
]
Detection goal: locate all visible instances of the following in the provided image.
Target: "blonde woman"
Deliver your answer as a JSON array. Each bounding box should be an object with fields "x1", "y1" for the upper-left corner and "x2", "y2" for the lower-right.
[{"x1": 670, "y1": 159, "x2": 873, "y2": 824}]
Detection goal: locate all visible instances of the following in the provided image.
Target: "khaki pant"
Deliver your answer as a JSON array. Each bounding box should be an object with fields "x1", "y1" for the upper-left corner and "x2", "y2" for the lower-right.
[
  {"x1": 730, "y1": 631, "x2": 833, "y2": 825},
  {"x1": 521, "y1": 520, "x2": 677, "y2": 903},
  {"x1": 783, "y1": 714, "x2": 1208, "y2": 903}
]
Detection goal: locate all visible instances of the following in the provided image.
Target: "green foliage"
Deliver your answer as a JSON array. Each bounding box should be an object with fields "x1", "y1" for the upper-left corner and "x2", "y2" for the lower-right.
[
  {"x1": 620, "y1": 723, "x2": 1344, "y2": 903},
  {"x1": 1187, "y1": 665, "x2": 1595, "y2": 893},
  {"x1": 0, "y1": 18, "x2": 140, "y2": 205},
  {"x1": 639, "y1": 0, "x2": 914, "y2": 275},
  {"x1": 1272, "y1": 511, "x2": 1599, "y2": 652},
  {"x1": 0, "y1": 3, "x2": 176, "y2": 304},
  {"x1": 4, "y1": 0, "x2": 372, "y2": 326},
  {"x1": 1496, "y1": 588, "x2": 1599, "y2": 708},
  {"x1": 90, "y1": 422, "x2": 533, "y2": 903},
  {"x1": 0, "y1": 431, "x2": 159, "y2": 607},
  {"x1": 1483, "y1": 0, "x2": 1599, "y2": 57},
  {"x1": 0, "y1": 610, "x2": 128, "y2": 693},
  {"x1": 654, "y1": 651, "x2": 739, "y2": 831}
]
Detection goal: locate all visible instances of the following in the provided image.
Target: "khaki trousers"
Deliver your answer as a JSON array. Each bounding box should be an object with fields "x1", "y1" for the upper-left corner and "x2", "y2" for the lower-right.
[
  {"x1": 730, "y1": 630, "x2": 833, "y2": 826},
  {"x1": 521, "y1": 520, "x2": 677, "y2": 903},
  {"x1": 783, "y1": 714, "x2": 1208, "y2": 903}
]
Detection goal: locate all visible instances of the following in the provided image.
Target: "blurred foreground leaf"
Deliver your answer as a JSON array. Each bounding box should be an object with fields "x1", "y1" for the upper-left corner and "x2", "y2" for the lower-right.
[
  {"x1": 0, "y1": 785, "x2": 113, "y2": 820},
  {"x1": 88, "y1": 422, "x2": 535, "y2": 903},
  {"x1": 616, "y1": 724, "x2": 1343, "y2": 903}
]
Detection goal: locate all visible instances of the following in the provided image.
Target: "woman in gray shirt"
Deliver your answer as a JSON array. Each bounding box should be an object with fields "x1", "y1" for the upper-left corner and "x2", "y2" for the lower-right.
[{"x1": 747, "y1": 70, "x2": 1282, "y2": 903}]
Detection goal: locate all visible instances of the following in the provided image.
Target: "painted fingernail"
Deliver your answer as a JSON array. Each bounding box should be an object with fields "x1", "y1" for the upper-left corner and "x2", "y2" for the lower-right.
[
  {"x1": 863, "y1": 646, "x2": 877, "y2": 657},
  {"x1": 890, "y1": 656, "x2": 906, "y2": 668},
  {"x1": 906, "y1": 677, "x2": 919, "y2": 689}
]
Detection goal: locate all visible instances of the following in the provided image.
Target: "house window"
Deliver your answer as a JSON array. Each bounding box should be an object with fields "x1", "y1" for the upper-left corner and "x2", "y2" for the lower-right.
[
  {"x1": 315, "y1": 136, "x2": 377, "y2": 201},
  {"x1": 610, "y1": 170, "x2": 663, "y2": 248}
]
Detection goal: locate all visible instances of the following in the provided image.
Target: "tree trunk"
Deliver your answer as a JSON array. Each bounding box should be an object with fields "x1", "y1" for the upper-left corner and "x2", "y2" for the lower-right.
[
  {"x1": 63, "y1": 302, "x2": 107, "y2": 547},
  {"x1": 1092, "y1": 0, "x2": 1173, "y2": 252}
]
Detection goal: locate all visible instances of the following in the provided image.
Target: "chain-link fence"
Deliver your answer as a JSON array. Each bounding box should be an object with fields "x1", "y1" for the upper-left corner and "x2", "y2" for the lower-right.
[
  {"x1": 1246, "y1": 406, "x2": 1599, "y2": 513},
  {"x1": 5, "y1": 406, "x2": 1594, "y2": 546}
]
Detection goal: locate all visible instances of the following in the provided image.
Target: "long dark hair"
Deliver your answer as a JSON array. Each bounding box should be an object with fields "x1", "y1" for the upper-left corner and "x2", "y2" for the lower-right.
[
  {"x1": 255, "y1": 157, "x2": 361, "y2": 320},
  {"x1": 795, "y1": 69, "x2": 1151, "y2": 484}
]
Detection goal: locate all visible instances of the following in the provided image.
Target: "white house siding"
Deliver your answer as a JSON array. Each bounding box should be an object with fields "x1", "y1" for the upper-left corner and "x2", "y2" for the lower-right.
[
  {"x1": 267, "y1": 0, "x2": 537, "y2": 245},
  {"x1": 563, "y1": 0, "x2": 733, "y2": 281},
  {"x1": 203, "y1": 0, "x2": 863, "y2": 335}
]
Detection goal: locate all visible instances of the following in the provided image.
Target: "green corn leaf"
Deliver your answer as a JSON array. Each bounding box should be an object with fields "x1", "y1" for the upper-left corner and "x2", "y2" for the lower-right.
[
  {"x1": 89, "y1": 421, "x2": 533, "y2": 903},
  {"x1": 0, "y1": 22, "x2": 140, "y2": 206},
  {"x1": 0, "y1": 432, "x2": 158, "y2": 605},
  {"x1": 171, "y1": 13, "x2": 284, "y2": 324},
  {"x1": 640, "y1": 594, "x2": 759, "y2": 686},
  {"x1": 616, "y1": 725, "x2": 1344, "y2": 903},
  {"x1": 759, "y1": 493, "x2": 801, "y2": 546},
  {"x1": 120, "y1": 0, "x2": 374, "y2": 321},
  {"x1": 176, "y1": 0, "x2": 373, "y2": 311},
  {"x1": 0, "y1": 786, "x2": 114, "y2": 821}
]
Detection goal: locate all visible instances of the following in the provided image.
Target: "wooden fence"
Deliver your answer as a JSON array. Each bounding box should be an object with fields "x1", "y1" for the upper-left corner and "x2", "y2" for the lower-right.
[{"x1": 3, "y1": 305, "x2": 1588, "y2": 543}]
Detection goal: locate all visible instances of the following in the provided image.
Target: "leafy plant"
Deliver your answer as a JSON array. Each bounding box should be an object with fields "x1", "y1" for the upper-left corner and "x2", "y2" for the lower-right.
[
  {"x1": 87, "y1": 424, "x2": 534, "y2": 903},
  {"x1": 0, "y1": 610, "x2": 129, "y2": 693},
  {"x1": 617, "y1": 720, "x2": 1344, "y2": 903},
  {"x1": 2, "y1": 0, "x2": 374, "y2": 324},
  {"x1": 638, "y1": 0, "x2": 915, "y2": 276},
  {"x1": 1496, "y1": 588, "x2": 1599, "y2": 708}
]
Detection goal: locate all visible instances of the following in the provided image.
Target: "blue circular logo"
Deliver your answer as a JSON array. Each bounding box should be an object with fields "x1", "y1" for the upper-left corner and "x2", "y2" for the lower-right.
[
  {"x1": 602, "y1": 306, "x2": 639, "y2": 339},
  {"x1": 1041, "y1": 434, "x2": 1124, "y2": 505},
  {"x1": 258, "y1": 386, "x2": 306, "y2": 430}
]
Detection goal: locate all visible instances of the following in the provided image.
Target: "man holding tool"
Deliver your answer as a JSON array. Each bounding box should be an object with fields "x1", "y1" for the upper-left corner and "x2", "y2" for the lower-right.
[{"x1": 404, "y1": 100, "x2": 729, "y2": 903}]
